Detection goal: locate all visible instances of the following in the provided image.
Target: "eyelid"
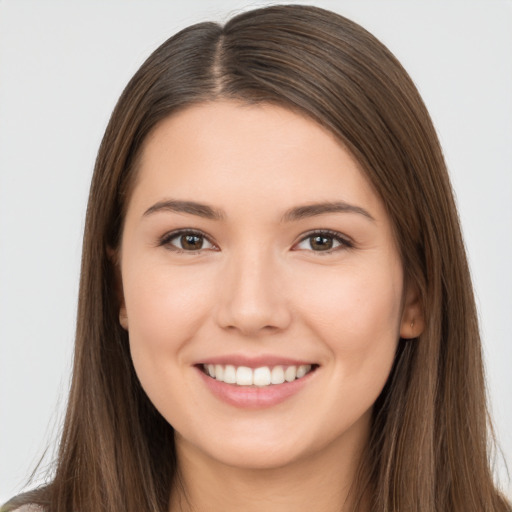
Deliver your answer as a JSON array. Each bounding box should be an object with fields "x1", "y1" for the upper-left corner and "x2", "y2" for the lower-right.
[
  {"x1": 158, "y1": 228, "x2": 353, "y2": 254},
  {"x1": 158, "y1": 229, "x2": 217, "y2": 253},
  {"x1": 293, "y1": 229, "x2": 354, "y2": 253}
]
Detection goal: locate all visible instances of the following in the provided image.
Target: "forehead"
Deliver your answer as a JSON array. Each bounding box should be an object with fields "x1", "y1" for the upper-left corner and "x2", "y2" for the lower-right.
[{"x1": 129, "y1": 100, "x2": 384, "y2": 221}]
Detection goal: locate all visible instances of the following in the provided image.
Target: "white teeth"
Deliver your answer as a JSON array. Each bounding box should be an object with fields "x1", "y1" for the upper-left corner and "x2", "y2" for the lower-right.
[
  {"x1": 215, "y1": 364, "x2": 224, "y2": 381},
  {"x1": 236, "y1": 366, "x2": 253, "y2": 386},
  {"x1": 203, "y1": 363, "x2": 313, "y2": 387},
  {"x1": 284, "y1": 365, "x2": 297, "y2": 382},
  {"x1": 296, "y1": 364, "x2": 310, "y2": 378},
  {"x1": 271, "y1": 366, "x2": 285, "y2": 384},
  {"x1": 253, "y1": 367, "x2": 271, "y2": 386},
  {"x1": 223, "y1": 365, "x2": 236, "y2": 384}
]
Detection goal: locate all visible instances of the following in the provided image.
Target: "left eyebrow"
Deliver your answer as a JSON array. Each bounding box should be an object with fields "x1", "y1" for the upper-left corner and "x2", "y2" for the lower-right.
[
  {"x1": 281, "y1": 201, "x2": 375, "y2": 223},
  {"x1": 142, "y1": 199, "x2": 375, "y2": 223}
]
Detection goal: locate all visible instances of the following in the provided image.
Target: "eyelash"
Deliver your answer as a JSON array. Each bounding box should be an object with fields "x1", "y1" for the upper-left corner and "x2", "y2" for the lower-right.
[
  {"x1": 158, "y1": 229, "x2": 354, "y2": 255},
  {"x1": 295, "y1": 229, "x2": 354, "y2": 254}
]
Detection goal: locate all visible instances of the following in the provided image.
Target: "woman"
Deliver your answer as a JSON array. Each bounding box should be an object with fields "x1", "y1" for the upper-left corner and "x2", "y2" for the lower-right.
[{"x1": 3, "y1": 4, "x2": 510, "y2": 512}]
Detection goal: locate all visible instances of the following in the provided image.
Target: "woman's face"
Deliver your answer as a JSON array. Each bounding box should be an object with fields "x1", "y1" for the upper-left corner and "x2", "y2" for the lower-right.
[{"x1": 118, "y1": 100, "x2": 421, "y2": 469}]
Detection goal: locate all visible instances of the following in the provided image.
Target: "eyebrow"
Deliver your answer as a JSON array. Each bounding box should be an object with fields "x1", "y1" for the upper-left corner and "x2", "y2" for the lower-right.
[
  {"x1": 144, "y1": 200, "x2": 226, "y2": 220},
  {"x1": 281, "y1": 201, "x2": 374, "y2": 222},
  {"x1": 143, "y1": 199, "x2": 375, "y2": 222}
]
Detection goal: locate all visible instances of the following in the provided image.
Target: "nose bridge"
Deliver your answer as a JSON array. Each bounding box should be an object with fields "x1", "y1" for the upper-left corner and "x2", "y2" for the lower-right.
[{"x1": 215, "y1": 243, "x2": 291, "y2": 336}]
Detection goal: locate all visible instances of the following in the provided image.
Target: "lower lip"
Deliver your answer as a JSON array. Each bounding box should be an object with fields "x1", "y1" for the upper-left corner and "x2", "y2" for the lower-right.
[{"x1": 196, "y1": 366, "x2": 316, "y2": 408}]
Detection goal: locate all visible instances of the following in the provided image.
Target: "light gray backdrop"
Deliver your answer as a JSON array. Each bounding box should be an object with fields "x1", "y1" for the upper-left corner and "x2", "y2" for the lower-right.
[{"x1": 1, "y1": 0, "x2": 511, "y2": 502}]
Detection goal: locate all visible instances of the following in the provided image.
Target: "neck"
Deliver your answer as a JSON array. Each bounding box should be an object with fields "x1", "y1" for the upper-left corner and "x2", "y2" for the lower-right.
[{"x1": 169, "y1": 416, "x2": 371, "y2": 512}]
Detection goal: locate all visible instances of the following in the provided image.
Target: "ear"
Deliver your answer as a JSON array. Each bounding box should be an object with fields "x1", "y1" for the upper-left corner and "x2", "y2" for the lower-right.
[
  {"x1": 107, "y1": 247, "x2": 129, "y2": 331},
  {"x1": 399, "y1": 283, "x2": 424, "y2": 339},
  {"x1": 119, "y1": 303, "x2": 129, "y2": 331}
]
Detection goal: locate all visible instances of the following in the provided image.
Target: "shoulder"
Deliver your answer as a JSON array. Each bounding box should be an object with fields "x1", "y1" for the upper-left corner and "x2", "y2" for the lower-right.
[
  {"x1": 1, "y1": 488, "x2": 49, "y2": 512},
  {"x1": 9, "y1": 506, "x2": 44, "y2": 512},
  {"x1": 3, "y1": 505, "x2": 44, "y2": 512}
]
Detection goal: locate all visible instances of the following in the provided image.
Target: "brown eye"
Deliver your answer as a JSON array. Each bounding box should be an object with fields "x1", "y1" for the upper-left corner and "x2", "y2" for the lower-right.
[
  {"x1": 180, "y1": 234, "x2": 204, "y2": 250},
  {"x1": 310, "y1": 235, "x2": 334, "y2": 251},
  {"x1": 160, "y1": 230, "x2": 216, "y2": 252},
  {"x1": 295, "y1": 230, "x2": 353, "y2": 253}
]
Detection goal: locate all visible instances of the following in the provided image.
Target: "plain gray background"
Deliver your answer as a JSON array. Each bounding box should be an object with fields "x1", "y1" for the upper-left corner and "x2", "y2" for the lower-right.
[{"x1": 1, "y1": 0, "x2": 511, "y2": 502}]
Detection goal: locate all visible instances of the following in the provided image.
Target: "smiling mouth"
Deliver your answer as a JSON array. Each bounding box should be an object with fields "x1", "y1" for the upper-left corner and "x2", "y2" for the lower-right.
[{"x1": 199, "y1": 363, "x2": 318, "y2": 387}]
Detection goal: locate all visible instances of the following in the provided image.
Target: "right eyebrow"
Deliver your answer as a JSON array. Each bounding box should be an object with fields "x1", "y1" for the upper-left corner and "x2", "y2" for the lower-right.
[{"x1": 143, "y1": 200, "x2": 226, "y2": 221}]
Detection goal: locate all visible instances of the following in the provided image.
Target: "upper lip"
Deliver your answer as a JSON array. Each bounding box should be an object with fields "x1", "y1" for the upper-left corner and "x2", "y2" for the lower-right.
[{"x1": 196, "y1": 354, "x2": 317, "y2": 368}]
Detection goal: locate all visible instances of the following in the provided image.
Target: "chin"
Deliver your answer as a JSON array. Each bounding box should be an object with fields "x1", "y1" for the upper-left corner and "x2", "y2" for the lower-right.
[
  {"x1": 204, "y1": 440, "x2": 310, "y2": 471},
  {"x1": 176, "y1": 414, "x2": 365, "y2": 473}
]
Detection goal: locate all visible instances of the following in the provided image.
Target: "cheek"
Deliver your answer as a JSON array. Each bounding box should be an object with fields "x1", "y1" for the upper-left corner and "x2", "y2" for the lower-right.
[
  {"x1": 296, "y1": 260, "x2": 403, "y2": 374},
  {"x1": 122, "y1": 263, "x2": 218, "y2": 422},
  {"x1": 123, "y1": 262, "x2": 215, "y2": 365}
]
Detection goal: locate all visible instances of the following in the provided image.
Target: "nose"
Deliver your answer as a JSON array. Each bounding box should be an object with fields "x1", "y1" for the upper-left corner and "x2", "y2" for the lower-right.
[{"x1": 214, "y1": 248, "x2": 292, "y2": 337}]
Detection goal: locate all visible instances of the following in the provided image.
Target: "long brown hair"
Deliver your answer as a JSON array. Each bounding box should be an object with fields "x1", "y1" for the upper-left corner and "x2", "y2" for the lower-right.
[{"x1": 4, "y1": 4, "x2": 510, "y2": 512}]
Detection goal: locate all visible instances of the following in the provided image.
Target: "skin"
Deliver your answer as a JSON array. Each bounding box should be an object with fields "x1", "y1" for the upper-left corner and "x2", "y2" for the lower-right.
[{"x1": 117, "y1": 100, "x2": 423, "y2": 512}]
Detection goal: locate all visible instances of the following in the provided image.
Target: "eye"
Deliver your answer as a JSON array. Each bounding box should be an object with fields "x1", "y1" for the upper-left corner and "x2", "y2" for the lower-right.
[
  {"x1": 294, "y1": 230, "x2": 353, "y2": 253},
  {"x1": 159, "y1": 229, "x2": 216, "y2": 253}
]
